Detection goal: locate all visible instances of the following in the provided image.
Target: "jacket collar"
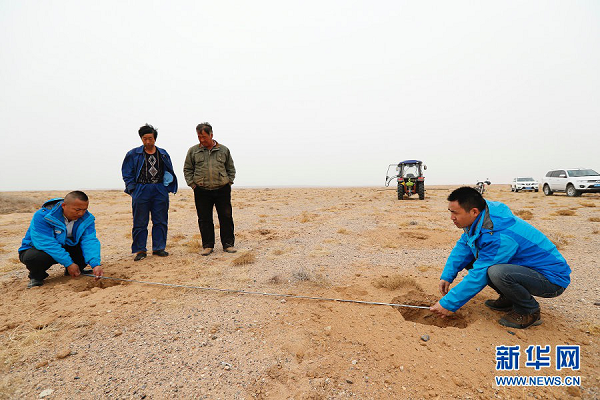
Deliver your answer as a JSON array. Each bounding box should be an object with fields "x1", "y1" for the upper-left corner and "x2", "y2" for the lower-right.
[
  {"x1": 135, "y1": 145, "x2": 164, "y2": 154},
  {"x1": 198, "y1": 141, "x2": 220, "y2": 151},
  {"x1": 464, "y1": 203, "x2": 494, "y2": 238}
]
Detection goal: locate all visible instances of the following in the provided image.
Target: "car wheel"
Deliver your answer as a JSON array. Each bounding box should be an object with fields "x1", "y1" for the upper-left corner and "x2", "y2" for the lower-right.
[
  {"x1": 511, "y1": 187, "x2": 514, "y2": 192},
  {"x1": 543, "y1": 184, "x2": 553, "y2": 196},
  {"x1": 418, "y1": 183, "x2": 425, "y2": 200},
  {"x1": 566, "y1": 184, "x2": 580, "y2": 197}
]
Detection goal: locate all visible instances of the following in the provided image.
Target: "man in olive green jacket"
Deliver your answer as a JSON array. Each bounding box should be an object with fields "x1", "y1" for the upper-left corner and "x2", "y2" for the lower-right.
[{"x1": 184, "y1": 122, "x2": 236, "y2": 256}]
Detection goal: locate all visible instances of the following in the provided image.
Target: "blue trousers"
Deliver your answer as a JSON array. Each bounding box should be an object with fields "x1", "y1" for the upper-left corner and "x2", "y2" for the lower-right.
[
  {"x1": 487, "y1": 264, "x2": 565, "y2": 315},
  {"x1": 131, "y1": 183, "x2": 169, "y2": 253}
]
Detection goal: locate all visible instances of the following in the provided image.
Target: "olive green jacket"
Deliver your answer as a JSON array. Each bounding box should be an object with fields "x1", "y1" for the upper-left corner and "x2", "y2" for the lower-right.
[{"x1": 183, "y1": 142, "x2": 236, "y2": 190}]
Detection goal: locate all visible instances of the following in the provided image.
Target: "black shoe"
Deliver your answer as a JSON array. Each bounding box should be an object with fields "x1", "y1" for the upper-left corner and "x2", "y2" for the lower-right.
[
  {"x1": 485, "y1": 296, "x2": 513, "y2": 311},
  {"x1": 27, "y1": 278, "x2": 44, "y2": 288},
  {"x1": 134, "y1": 252, "x2": 147, "y2": 261},
  {"x1": 152, "y1": 250, "x2": 169, "y2": 257}
]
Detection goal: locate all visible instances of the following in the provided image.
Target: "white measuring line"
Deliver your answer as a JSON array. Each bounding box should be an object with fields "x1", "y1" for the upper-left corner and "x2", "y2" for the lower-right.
[{"x1": 82, "y1": 274, "x2": 431, "y2": 310}]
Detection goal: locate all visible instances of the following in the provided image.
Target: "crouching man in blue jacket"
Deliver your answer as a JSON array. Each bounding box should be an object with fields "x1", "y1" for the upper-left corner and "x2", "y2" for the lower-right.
[
  {"x1": 122, "y1": 124, "x2": 178, "y2": 261},
  {"x1": 18, "y1": 191, "x2": 103, "y2": 288},
  {"x1": 430, "y1": 187, "x2": 570, "y2": 329}
]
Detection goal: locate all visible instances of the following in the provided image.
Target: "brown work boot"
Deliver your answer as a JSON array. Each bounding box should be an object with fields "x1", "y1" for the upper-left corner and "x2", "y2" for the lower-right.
[
  {"x1": 498, "y1": 309, "x2": 542, "y2": 329},
  {"x1": 484, "y1": 296, "x2": 513, "y2": 311},
  {"x1": 223, "y1": 246, "x2": 237, "y2": 253},
  {"x1": 201, "y1": 248, "x2": 214, "y2": 256}
]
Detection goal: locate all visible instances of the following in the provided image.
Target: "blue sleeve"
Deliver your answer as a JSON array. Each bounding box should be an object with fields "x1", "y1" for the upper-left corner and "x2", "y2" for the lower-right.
[
  {"x1": 440, "y1": 234, "x2": 475, "y2": 283},
  {"x1": 29, "y1": 213, "x2": 73, "y2": 267},
  {"x1": 121, "y1": 151, "x2": 137, "y2": 195},
  {"x1": 440, "y1": 234, "x2": 519, "y2": 312},
  {"x1": 79, "y1": 221, "x2": 101, "y2": 267}
]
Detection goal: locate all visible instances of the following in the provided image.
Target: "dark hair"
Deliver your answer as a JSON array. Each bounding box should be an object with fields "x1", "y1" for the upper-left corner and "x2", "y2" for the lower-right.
[
  {"x1": 196, "y1": 122, "x2": 213, "y2": 135},
  {"x1": 65, "y1": 191, "x2": 89, "y2": 203},
  {"x1": 139, "y1": 124, "x2": 158, "y2": 139},
  {"x1": 447, "y1": 186, "x2": 486, "y2": 212}
]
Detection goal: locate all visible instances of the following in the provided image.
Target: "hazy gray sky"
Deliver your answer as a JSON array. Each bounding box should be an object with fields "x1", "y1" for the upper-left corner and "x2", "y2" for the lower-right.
[{"x1": 1, "y1": 1, "x2": 598, "y2": 191}]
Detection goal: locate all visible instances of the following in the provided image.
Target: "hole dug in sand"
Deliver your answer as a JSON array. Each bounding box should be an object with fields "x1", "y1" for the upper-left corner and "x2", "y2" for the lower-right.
[
  {"x1": 71, "y1": 276, "x2": 127, "y2": 292},
  {"x1": 392, "y1": 290, "x2": 469, "y2": 329}
]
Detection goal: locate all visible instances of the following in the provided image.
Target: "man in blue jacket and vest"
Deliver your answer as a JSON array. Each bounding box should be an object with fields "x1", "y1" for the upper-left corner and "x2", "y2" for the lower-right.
[
  {"x1": 122, "y1": 124, "x2": 178, "y2": 261},
  {"x1": 18, "y1": 191, "x2": 103, "y2": 288},
  {"x1": 430, "y1": 187, "x2": 570, "y2": 329}
]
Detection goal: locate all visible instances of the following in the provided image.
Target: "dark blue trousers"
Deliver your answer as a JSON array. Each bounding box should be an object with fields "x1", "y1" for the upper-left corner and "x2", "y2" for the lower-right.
[
  {"x1": 131, "y1": 183, "x2": 169, "y2": 253},
  {"x1": 487, "y1": 264, "x2": 565, "y2": 314}
]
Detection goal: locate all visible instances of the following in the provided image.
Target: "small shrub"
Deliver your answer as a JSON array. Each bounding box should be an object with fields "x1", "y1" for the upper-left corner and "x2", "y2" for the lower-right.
[
  {"x1": 514, "y1": 210, "x2": 534, "y2": 220},
  {"x1": 292, "y1": 270, "x2": 311, "y2": 281},
  {"x1": 547, "y1": 232, "x2": 569, "y2": 250},
  {"x1": 579, "y1": 201, "x2": 596, "y2": 208},
  {"x1": 372, "y1": 275, "x2": 415, "y2": 290},
  {"x1": 337, "y1": 228, "x2": 349, "y2": 234},
  {"x1": 589, "y1": 217, "x2": 600, "y2": 222},
  {"x1": 231, "y1": 251, "x2": 256, "y2": 266},
  {"x1": 553, "y1": 209, "x2": 576, "y2": 216}
]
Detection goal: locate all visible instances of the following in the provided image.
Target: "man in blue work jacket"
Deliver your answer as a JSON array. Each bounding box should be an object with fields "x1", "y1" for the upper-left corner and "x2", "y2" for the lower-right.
[
  {"x1": 430, "y1": 187, "x2": 570, "y2": 329},
  {"x1": 18, "y1": 191, "x2": 103, "y2": 288},
  {"x1": 122, "y1": 124, "x2": 178, "y2": 261}
]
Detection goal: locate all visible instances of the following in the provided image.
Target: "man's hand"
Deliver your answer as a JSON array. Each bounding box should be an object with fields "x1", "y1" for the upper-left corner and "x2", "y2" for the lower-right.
[
  {"x1": 430, "y1": 301, "x2": 452, "y2": 318},
  {"x1": 439, "y1": 279, "x2": 450, "y2": 295},
  {"x1": 92, "y1": 266, "x2": 103, "y2": 281},
  {"x1": 66, "y1": 263, "x2": 81, "y2": 277}
]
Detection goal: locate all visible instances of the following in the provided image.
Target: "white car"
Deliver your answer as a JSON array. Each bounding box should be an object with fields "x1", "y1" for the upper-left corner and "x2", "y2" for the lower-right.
[
  {"x1": 511, "y1": 177, "x2": 539, "y2": 192},
  {"x1": 542, "y1": 168, "x2": 600, "y2": 197}
]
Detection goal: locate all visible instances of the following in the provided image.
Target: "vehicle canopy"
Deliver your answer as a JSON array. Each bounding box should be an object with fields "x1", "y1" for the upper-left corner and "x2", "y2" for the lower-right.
[{"x1": 398, "y1": 160, "x2": 423, "y2": 165}]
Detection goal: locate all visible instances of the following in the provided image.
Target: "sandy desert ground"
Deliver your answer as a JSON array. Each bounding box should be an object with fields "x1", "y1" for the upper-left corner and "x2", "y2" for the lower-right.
[{"x1": 0, "y1": 186, "x2": 598, "y2": 399}]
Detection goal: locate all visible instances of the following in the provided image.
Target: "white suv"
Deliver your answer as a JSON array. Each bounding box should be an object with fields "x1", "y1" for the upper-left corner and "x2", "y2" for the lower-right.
[
  {"x1": 511, "y1": 177, "x2": 539, "y2": 192},
  {"x1": 542, "y1": 168, "x2": 600, "y2": 197}
]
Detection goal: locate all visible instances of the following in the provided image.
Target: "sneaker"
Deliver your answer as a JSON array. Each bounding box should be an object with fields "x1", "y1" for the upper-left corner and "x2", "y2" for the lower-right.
[
  {"x1": 152, "y1": 250, "x2": 169, "y2": 257},
  {"x1": 484, "y1": 296, "x2": 513, "y2": 311},
  {"x1": 27, "y1": 278, "x2": 44, "y2": 288},
  {"x1": 498, "y1": 310, "x2": 542, "y2": 329},
  {"x1": 134, "y1": 252, "x2": 147, "y2": 261},
  {"x1": 201, "y1": 248, "x2": 214, "y2": 256},
  {"x1": 223, "y1": 246, "x2": 237, "y2": 253}
]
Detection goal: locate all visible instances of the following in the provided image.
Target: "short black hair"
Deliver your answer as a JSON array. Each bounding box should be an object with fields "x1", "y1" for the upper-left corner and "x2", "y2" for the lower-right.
[
  {"x1": 65, "y1": 191, "x2": 89, "y2": 203},
  {"x1": 447, "y1": 186, "x2": 486, "y2": 212},
  {"x1": 196, "y1": 122, "x2": 213, "y2": 135},
  {"x1": 139, "y1": 124, "x2": 158, "y2": 139}
]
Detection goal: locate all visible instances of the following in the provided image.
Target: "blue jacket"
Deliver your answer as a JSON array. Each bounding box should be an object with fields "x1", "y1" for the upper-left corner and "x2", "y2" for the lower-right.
[
  {"x1": 18, "y1": 199, "x2": 101, "y2": 268},
  {"x1": 439, "y1": 200, "x2": 571, "y2": 312},
  {"x1": 121, "y1": 146, "x2": 178, "y2": 195}
]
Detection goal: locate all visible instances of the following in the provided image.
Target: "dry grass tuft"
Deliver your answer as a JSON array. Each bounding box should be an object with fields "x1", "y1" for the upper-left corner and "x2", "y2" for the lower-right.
[
  {"x1": 372, "y1": 275, "x2": 415, "y2": 290},
  {"x1": 416, "y1": 265, "x2": 430, "y2": 272},
  {"x1": 547, "y1": 232, "x2": 570, "y2": 250},
  {"x1": 0, "y1": 194, "x2": 39, "y2": 215},
  {"x1": 292, "y1": 270, "x2": 311, "y2": 281},
  {"x1": 553, "y1": 209, "x2": 576, "y2": 217},
  {"x1": 337, "y1": 228, "x2": 350, "y2": 234},
  {"x1": 170, "y1": 233, "x2": 186, "y2": 242},
  {"x1": 514, "y1": 210, "x2": 534, "y2": 220},
  {"x1": 268, "y1": 274, "x2": 283, "y2": 284},
  {"x1": 298, "y1": 212, "x2": 318, "y2": 223},
  {"x1": 589, "y1": 217, "x2": 600, "y2": 222},
  {"x1": 231, "y1": 251, "x2": 256, "y2": 266},
  {"x1": 183, "y1": 239, "x2": 201, "y2": 253},
  {"x1": 579, "y1": 201, "x2": 596, "y2": 208}
]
